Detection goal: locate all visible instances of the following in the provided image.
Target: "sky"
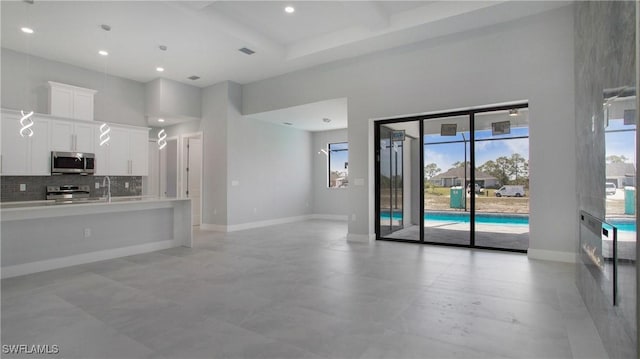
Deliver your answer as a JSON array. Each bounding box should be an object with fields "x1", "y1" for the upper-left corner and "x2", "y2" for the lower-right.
[
  {"x1": 422, "y1": 117, "x2": 636, "y2": 176},
  {"x1": 605, "y1": 118, "x2": 636, "y2": 164},
  {"x1": 333, "y1": 116, "x2": 636, "y2": 179},
  {"x1": 329, "y1": 142, "x2": 349, "y2": 173},
  {"x1": 424, "y1": 127, "x2": 530, "y2": 173}
]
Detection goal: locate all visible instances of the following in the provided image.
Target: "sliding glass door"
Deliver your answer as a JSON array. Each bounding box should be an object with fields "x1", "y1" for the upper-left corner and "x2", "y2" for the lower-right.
[
  {"x1": 423, "y1": 115, "x2": 471, "y2": 246},
  {"x1": 375, "y1": 104, "x2": 530, "y2": 252},
  {"x1": 473, "y1": 109, "x2": 530, "y2": 250},
  {"x1": 377, "y1": 122, "x2": 421, "y2": 241}
]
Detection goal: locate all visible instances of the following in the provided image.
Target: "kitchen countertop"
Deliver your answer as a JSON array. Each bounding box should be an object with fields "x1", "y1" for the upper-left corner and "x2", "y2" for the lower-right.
[{"x1": 1, "y1": 196, "x2": 191, "y2": 221}]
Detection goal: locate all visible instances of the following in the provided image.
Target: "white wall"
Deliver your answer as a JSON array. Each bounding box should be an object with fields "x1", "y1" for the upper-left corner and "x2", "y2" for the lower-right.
[
  {"x1": 227, "y1": 82, "x2": 313, "y2": 225},
  {"x1": 312, "y1": 129, "x2": 349, "y2": 217},
  {"x1": 1, "y1": 48, "x2": 146, "y2": 127},
  {"x1": 242, "y1": 6, "x2": 577, "y2": 255},
  {"x1": 162, "y1": 81, "x2": 313, "y2": 228}
]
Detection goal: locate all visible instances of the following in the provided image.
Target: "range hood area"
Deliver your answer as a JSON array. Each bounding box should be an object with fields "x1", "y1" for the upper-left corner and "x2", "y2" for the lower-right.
[{"x1": 145, "y1": 78, "x2": 201, "y2": 127}]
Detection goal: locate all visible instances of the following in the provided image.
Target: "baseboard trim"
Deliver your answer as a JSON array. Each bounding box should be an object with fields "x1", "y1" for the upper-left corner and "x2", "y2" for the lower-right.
[
  {"x1": 311, "y1": 214, "x2": 349, "y2": 221},
  {"x1": 347, "y1": 233, "x2": 376, "y2": 243},
  {"x1": 528, "y1": 249, "x2": 577, "y2": 263},
  {"x1": 200, "y1": 223, "x2": 227, "y2": 232},
  {"x1": 201, "y1": 214, "x2": 350, "y2": 232},
  {"x1": 1, "y1": 240, "x2": 181, "y2": 279}
]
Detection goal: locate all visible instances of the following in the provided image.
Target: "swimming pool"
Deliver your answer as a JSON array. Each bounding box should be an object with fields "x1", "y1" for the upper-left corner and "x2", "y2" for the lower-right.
[
  {"x1": 606, "y1": 219, "x2": 636, "y2": 233},
  {"x1": 380, "y1": 211, "x2": 636, "y2": 232}
]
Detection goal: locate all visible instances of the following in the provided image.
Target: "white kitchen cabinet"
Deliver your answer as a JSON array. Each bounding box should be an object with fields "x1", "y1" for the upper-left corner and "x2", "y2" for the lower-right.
[
  {"x1": 1, "y1": 112, "x2": 50, "y2": 175},
  {"x1": 48, "y1": 81, "x2": 97, "y2": 121},
  {"x1": 50, "y1": 120, "x2": 96, "y2": 153},
  {"x1": 129, "y1": 130, "x2": 149, "y2": 175},
  {"x1": 103, "y1": 125, "x2": 149, "y2": 176}
]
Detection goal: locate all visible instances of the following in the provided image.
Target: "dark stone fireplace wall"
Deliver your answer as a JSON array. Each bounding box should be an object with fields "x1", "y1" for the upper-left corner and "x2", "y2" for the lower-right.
[{"x1": 574, "y1": 1, "x2": 637, "y2": 358}]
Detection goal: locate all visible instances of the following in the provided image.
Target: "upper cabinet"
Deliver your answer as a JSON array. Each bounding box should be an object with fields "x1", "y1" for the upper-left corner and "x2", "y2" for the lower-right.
[
  {"x1": 1, "y1": 112, "x2": 51, "y2": 176},
  {"x1": 145, "y1": 78, "x2": 201, "y2": 122},
  {"x1": 50, "y1": 120, "x2": 96, "y2": 153},
  {"x1": 48, "y1": 81, "x2": 97, "y2": 122},
  {"x1": 103, "y1": 125, "x2": 149, "y2": 176},
  {"x1": 1, "y1": 109, "x2": 149, "y2": 177}
]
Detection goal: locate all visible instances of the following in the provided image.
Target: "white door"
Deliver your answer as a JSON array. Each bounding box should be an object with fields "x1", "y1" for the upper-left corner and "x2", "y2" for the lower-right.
[
  {"x1": 144, "y1": 141, "x2": 160, "y2": 197},
  {"x1": 165, "y1": 139, "x2": 178, "y2": 197},
  {"x1": 187, "y1": 137, "x2": 202, "y2": 226}
]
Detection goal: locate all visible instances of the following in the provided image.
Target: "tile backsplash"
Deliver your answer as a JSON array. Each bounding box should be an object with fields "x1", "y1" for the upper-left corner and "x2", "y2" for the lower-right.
[{"x1": 1, "y1": 175, "x2": 142, "y2": 202}]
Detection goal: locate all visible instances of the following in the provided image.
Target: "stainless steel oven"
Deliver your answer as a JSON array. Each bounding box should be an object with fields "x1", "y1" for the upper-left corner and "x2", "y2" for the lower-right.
[{"x1": 51, "y1": 151, "x2": 95, "y2": 175}]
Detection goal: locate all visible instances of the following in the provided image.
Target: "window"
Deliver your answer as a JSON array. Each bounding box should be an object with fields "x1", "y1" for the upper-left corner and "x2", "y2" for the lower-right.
[{"x1": 328, "y1": 142, "x2": 348, "y2": 188}]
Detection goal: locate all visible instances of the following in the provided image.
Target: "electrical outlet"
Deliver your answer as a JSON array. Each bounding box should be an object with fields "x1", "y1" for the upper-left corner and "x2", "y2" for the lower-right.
[
  {"x1": 95, "y1": 182, "x2": 100, "y2": 189},
  {"x1": 125, "y1": 182, "x2": 129, "y2": 189},
  {"x1": 84, "y1": 228, "x2": 91, "y2": 238},
  {"x1": 19, "y1": 184, "x2": 26, "y2": 192}
]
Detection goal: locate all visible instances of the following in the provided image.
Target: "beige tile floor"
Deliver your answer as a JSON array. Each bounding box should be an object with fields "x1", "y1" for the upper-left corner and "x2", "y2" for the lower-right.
[{"x1": 2, "y1": 220, "x2": 608, "y2": 358}]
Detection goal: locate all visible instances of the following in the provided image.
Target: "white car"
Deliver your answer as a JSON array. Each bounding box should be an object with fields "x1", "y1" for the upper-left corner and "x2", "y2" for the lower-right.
[
  {"x1": 606, "y1": 183, "x2": 616, "y2": 195},
  {"x1": 495, "y1": 185, "x2": 525, "y2": 197}
]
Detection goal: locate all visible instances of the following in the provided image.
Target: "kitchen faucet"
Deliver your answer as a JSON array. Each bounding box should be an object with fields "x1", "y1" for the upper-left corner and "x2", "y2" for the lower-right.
[{"x1": 102, "y1": 176, "x2": 111, "y2": 202}]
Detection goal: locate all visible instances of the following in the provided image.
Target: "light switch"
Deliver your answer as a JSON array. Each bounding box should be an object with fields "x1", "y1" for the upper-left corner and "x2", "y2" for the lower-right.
[
  {"x1": 95, "y1": 182, "x2": 100, "y2": 189},
  {"x1": 125, "y1": 182, "x2": 129, "y2": 189},
  {"x1": 19, "y1": 184, "x2": 26, "y2": 191},
  {"x1": 231, "y1": 180, "x2": 240, "y2": 187}
]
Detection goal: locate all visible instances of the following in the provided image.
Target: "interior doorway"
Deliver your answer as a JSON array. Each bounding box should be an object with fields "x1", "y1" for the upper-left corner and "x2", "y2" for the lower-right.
[
  {"x1": 375, "y1": 103, "x2": 530, "y2": 252},
  {"x1": 181, "y1": 133, "x2": 203, "y2": 226}
]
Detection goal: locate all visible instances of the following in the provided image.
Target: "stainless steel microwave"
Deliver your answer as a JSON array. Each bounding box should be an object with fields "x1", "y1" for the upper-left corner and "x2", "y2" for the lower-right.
[{"x1": 51, "y1": 151, "x2": 95, "y2": 175}]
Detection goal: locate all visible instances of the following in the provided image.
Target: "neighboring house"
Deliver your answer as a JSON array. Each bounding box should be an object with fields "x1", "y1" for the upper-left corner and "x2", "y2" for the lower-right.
[
  {"x1": 429, "y1": 166, "x2": 499, "y2": 188},
  {"x1": 606, "y1": 163, "x2": 636, "y2": 188}
]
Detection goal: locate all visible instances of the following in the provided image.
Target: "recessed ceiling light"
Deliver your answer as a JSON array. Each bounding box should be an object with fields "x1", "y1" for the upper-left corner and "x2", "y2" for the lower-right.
[
  {"x1": 98, "y1": 50, "x2": 109, "y2": 56},
  {"x1": 156, "y1": 67, "x2": 165, "y2": 72},
  {"x1": 284, "y1": 6, "x2": 295, "y2": 13},
  {"x1": 158, "y1": 118, "x2": 165, "y2": 123},
  {"x1": 21, "y1": 27, "x2": 34, "y2": 34}
]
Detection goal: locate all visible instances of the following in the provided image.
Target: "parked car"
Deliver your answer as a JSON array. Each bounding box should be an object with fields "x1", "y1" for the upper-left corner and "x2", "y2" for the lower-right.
[
  {"x1": 605, "y1": 182, "x2": 617, "y2": 195},
  {"x1": 495, "y1": 185, "x2": 525, "y2": 197}
]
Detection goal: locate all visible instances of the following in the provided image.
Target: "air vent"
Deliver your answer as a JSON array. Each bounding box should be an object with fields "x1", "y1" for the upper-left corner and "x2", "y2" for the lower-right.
[
  {"x1": 238, "y1": 47, "x2": 255, "y2": 55},
  {"x1": 188, "y1": 75, "x2": 200, "y2": 81}
]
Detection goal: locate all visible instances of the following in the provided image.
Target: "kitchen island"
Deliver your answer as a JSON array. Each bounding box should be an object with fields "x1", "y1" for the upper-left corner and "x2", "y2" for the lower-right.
[{"x1": 1, "y1": 197, "x2": 191, "y2": 278}]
